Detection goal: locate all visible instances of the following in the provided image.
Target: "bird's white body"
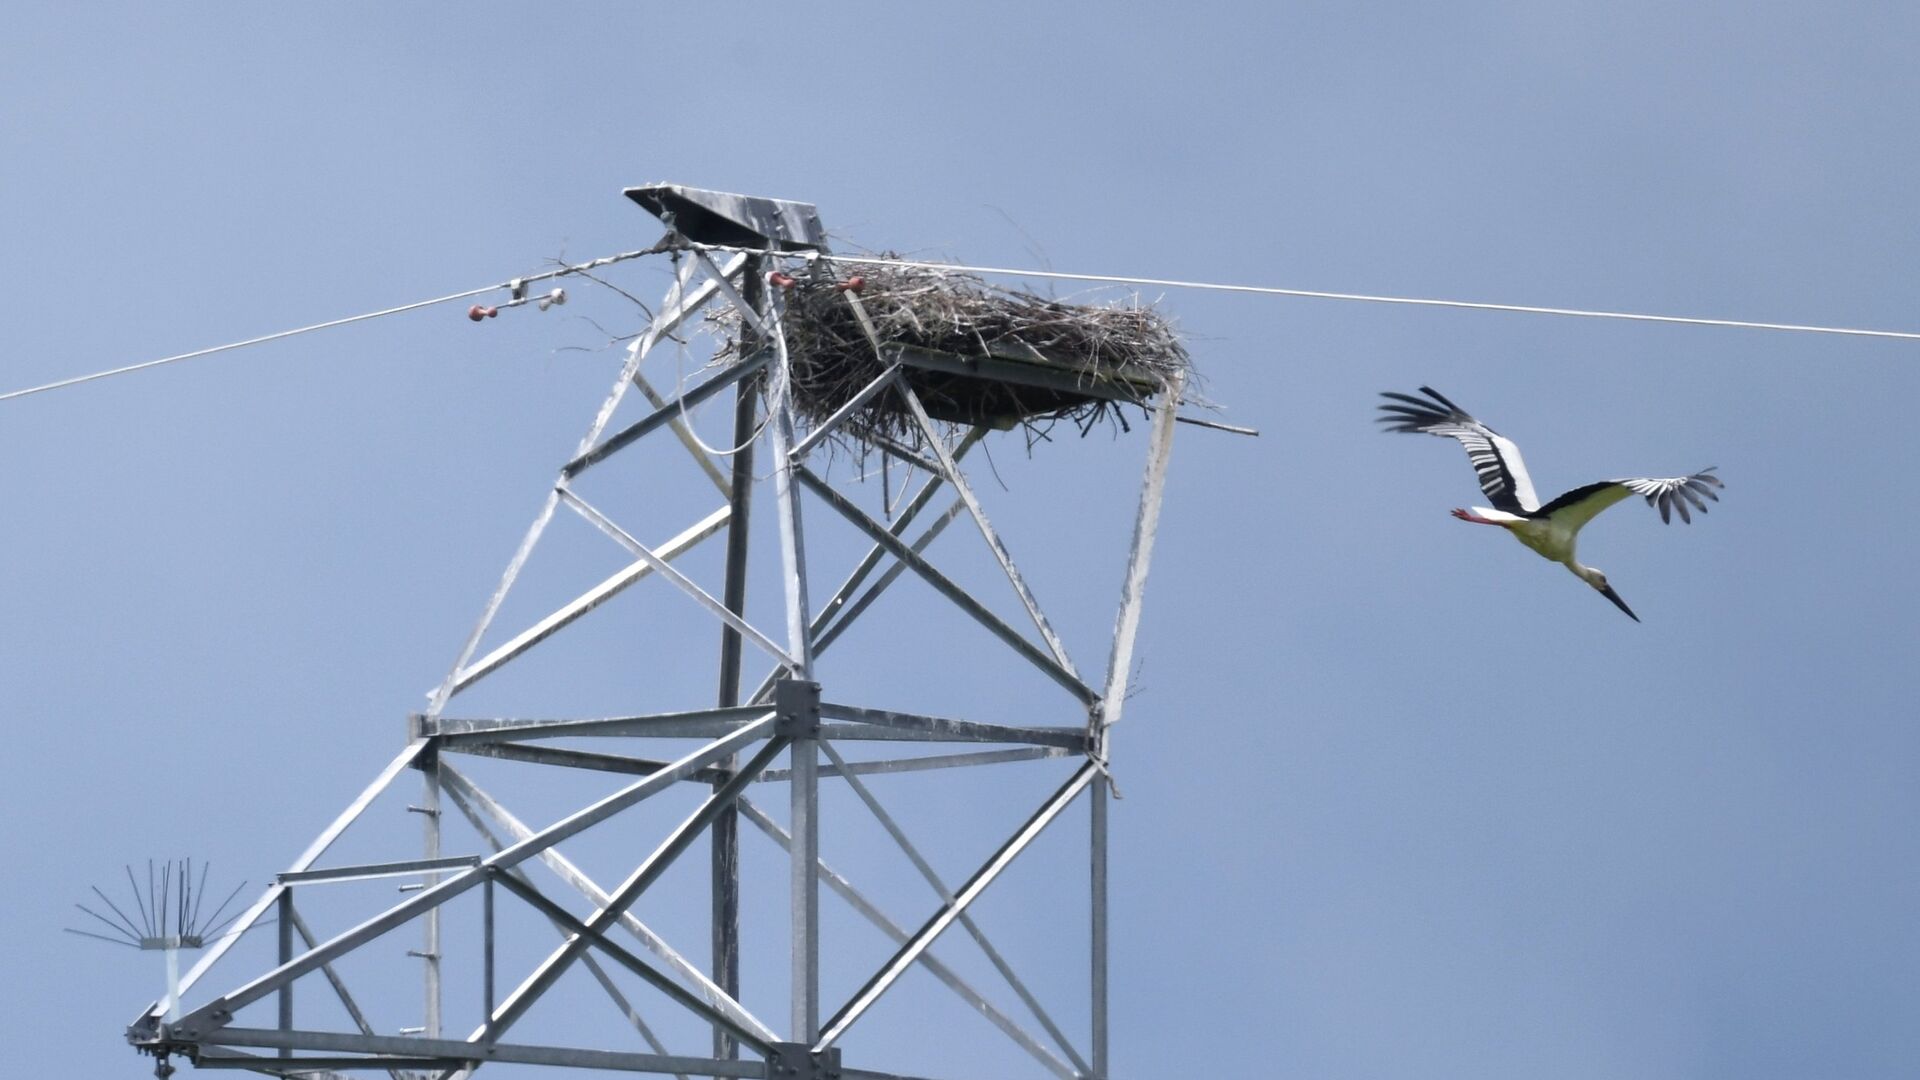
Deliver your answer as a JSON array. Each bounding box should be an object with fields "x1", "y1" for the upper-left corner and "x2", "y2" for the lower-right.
[
  {"x1": 1456, "y1": 506, "x2": 1600, "y2": 589},
  {"x1": 1381, "y1": 386, "x2": 1723, "y2": 621}
]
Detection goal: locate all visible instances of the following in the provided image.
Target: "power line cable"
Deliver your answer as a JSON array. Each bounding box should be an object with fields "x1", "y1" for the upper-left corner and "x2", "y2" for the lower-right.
[
  {"x1": 6, "y1": 244, "x2": 1916, "y2": 404},
  {"x1": 0, "y1": 247, "x2": 655, "y2": 403},
  {"x1": 815, "y1": 254, "x2": 1920, "y2": 342}
]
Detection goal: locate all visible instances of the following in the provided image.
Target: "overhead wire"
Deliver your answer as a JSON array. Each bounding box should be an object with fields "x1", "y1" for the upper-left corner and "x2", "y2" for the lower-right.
[
  {"x1": 0, "y1": 246, "x2": 657, "y2": 403},
  {"x1": 5, "y1": 242, "x2": 1918, "y2": 405},
  {"x1": 812, "y1": 253, "x2": 1920, "y2": 342}
]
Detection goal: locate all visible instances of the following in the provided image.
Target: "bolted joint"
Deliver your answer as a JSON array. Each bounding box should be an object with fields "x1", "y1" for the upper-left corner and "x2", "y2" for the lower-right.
[
  {"x1": 764, "y1": 1042, "x2": 842, "y2": 1079},
  {"x1": 773, "y1": 679, "x2": 822, "y2": 740}
]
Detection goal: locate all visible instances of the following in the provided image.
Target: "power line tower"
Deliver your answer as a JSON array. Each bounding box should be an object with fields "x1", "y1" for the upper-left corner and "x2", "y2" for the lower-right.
[{"x1": 126, "y1": 185, "x2": 1187, "y2": 1080}]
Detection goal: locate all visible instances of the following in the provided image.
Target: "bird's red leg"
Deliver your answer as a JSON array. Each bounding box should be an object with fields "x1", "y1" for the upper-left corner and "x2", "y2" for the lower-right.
[{"x1": 1451, "y1": 508, "x2": 1507, "y2": 526}]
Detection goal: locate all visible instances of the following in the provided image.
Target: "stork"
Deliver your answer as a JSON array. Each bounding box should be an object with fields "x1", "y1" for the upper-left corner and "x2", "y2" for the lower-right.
[{"x1": 1378, "y1": 385, "x2": 1723, "y2": 621}]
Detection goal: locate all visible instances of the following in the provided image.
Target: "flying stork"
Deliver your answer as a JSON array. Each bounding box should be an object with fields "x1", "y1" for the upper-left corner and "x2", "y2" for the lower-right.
[{"x1": 1378, "y1": 386, "x2": 1723, "y2": 621}]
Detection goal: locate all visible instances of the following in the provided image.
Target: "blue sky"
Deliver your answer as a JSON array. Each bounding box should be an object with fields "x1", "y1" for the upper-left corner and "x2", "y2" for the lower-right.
[{"x1": 4, "y1": 5, "x2": 1917, "y2": 1078}]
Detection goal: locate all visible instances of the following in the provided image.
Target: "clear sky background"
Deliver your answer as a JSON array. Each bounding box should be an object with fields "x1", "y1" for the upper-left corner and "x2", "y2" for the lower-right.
[{"x1": 4, "y1": 5, "x2": 1917, "y2": 1078}]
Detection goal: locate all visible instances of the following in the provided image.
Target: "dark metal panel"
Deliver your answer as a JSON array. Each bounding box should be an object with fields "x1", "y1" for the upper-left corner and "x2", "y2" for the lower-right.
[{"x1": 626, "y1": 183, "x2": 828, "y2": 253}]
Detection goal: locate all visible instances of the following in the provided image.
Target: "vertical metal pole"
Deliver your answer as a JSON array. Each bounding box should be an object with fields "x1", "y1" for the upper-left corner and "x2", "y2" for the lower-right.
[
  {"x1": 483, "y1": 872, "x2": 496, "y2": 1025},
  {"x1": 790, "y1": 735, "x2": 819, "y2": 1042},
  {"x1": 421, "y1": 750, "x2": 443, "y2": 1039},
  {"x1": 764, "y1": 264, "x2": 821, "y2": 1043},
  {"x1": 711, "y1": 256, "x2": 761, "y2": 1067},
  {"x1": 275, "y1": 889, "x2": 293, "y2": 1057},
  {"x1": 1091, "y1": 777, "x2": 1109, "y2": 1079}
]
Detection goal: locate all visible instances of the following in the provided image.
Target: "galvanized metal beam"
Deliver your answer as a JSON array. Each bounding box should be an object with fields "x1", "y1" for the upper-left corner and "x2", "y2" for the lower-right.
[
  {"x1": 630, "y1": 369, "x2": 733, "y2": 498},
  {"x1": 444, "y1": 506, "x2": 731, "y2": 697},
  {"x1": 562, "y1": 348, "x2": 772, "y2": 479},
  {"x1": 815, "y1": 760, "x2": 1099, "y2": 1051},
  {"x1": 428, "y1": 253, "x2": 712, "y2": 720},
  {"x1": 817, "y1": 741, "x2": 1090, "y2": 1076},
  {"x1": 745, "y1": 432, "x2": 983, "y2": 707},
  {"x1": 278, "y1": 856, "x2": 482, "y2": 886},
  {"x1": 438, "y1": 773, "x2": 703, "y2": 1076},
  {"x1": 755, "y1": 746, "x2": 1069, "y2": 783},
  {"x1": 440, "y1": 742, "x2": 727, "y2": 784},
  {"x1": 893, "y1": 380, "x2": 1081, "y2": 679},
  {"x1": 427, "y1": 705, "x2": 772, "y2": 745},
  {"x1": 468, "y1": 737, "x2": 788, "y2": 1048},
  {"x1": 710, "y1": 339, "x2": 760, "y2": 1069},
  {"x1": 170, "y1": 721, "x2": 772, "y2": 1037},
  {"x1": 734, "y1": 799, "x2": 1077, "y2": 1080},
  {"x1": 787, "y1": 362, "x2": 902, "y2": 461},
  {"x1": 794, "y1": 466, "x2": 1098, "y2": 706},
  {"x1": 133, "y1": 741, "x2": 428, "y2": 1028},
  {"x1": 283, "y1": 906, "x2": 396, "y2": 1080},
  {"x1": 201, "y1": 1028, "x2": 765, "y2": 1078},
  {"x1": 1096, "y1": 369, "x2": 1184, "y2": 738},
  {"x1": 437, "y1": 765, "x2": 776, "y2": 1044},
  {"x1": 819, "y1": 702, "x2": 1089, "y2": 750},
  {"x1": 492, "y1": 873, "x2": 774, "y2": 1055},
  {"x1": 558, "y1": 487, "x2": 798, "y2": 669}
]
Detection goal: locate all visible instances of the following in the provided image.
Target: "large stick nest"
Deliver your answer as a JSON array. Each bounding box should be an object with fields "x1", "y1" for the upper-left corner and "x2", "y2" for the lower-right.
[{"x1": 710, "y1": 259, "x2": 1191, "y2": 453}]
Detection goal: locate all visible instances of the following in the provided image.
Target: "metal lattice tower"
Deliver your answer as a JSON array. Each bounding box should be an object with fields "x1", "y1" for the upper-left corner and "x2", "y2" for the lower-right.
[{"x1": 125, "y1": 186, "x2": 1184, "y2": 1080}]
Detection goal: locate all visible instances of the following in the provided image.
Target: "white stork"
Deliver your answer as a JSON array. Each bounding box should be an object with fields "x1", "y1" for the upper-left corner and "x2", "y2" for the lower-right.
[{"x1": 1379, "y1": 385, "x2": 1723, "y2": 622}]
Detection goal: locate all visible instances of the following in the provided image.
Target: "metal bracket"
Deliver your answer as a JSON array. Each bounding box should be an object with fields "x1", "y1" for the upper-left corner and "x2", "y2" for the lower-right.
[
  {"x1": 773, "y1": 679, "x2": 822, "y2": 740},
  {"x1": 764, "y1": 1041, "x2": 842, "y2": 1079}
]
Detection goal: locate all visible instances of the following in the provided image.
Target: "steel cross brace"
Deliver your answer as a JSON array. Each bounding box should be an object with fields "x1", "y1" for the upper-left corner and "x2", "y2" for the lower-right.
[{"x1": 164, "y1": 720, "x2": 771, "y2": 1040}]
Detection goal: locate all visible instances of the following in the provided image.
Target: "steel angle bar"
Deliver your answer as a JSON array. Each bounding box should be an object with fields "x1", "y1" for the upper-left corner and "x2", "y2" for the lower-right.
[
  {"x1": 438, "y1": 774, "x2": 699, "y2": 1076},
  {"x1": 588, "y1": 250, "x2": 707, "y2": 455},
  {"x1": 575, "y1": 952, "x2": 688, "y2": 1080},
  {"x1": 816, "y1": 760, "x2": 1101, "y2": 1051},
  {"x1": 425, "y1": 255, "x2": 728, "y2": 718},
  {"x1": 1090, "y1": 777, "x2": 1109, "y2": 1079},
  {"x1": 171, "y1": 721, "x2": 772, "y2": 1036},
  {"x1": 818, "y1": 741, "x2": 1090, "y2": 1076},
  {"x1": 557, "y1": 487, "x2": 797, "y2": 668},
  {"x1": 631, "y1": 370, "x2": 732, "y2": 498},
  {"x1": 472, "y1": 737, "x2": 789, "y2": 1047},
  {"x1": 563, "y1": 348, "x2": 773, "y2": 479},
  {"x1": 279, "y1": 856, "x2": 482, "y2": 886},
  {"x1": 205, "y1": 1028, "x2": 763, "y2": 1078},
  {"x1": 438, "y1": 765, "x2": 775, "y2": 1043},
  {"x1": 756, "y1": 746, "x2": 1069, "y2": 782},
  {"x1": 809, "y1": 499, "x2": 968, "y2": 659},
  {"x1": 765, "y1": 320, "x2": 816, "y2": 679},
  {"x1": 284, "y1": 908, "x2": 400, "y2": 1080},
  {"x1": 865, "y1": 432, "x2": 945, "y2": 477},
  {"x1": 712, "y1": 359, "x2": 758, "y2": 1066},
  {"x1": 429, "y1": 705, "x2": 773, "y2": 744},
  {"x1": 745, "y1": 433, "x2": 983, "y2": 707},
  {"x1": 813, "y1": 723, "x2": 1082, "y2": 746},
  {"x1": 445, "y1": 506, "x2": 731, "y2": 697},
  {"x1": 441, "y1": 742, "x2": 728, "y2": 784},
  {"x1": 195, "y1": 1051, "x2": 452, "y2": 1073},
  {"x1": 493, "y1": 873, "x2": 773, "y2": 1055},
  {"x1": 790, "y1": 739, "x2": 821, "y2": 1042},
  {"x1": 1097, "y1": 368, "x2": 1184, "y2": 736},
  {"x1": 692, "y1": 249, "x2": 771, "y2": 338},
  {"x1": 795, "y1": 466, "x2": 1098, "y2": 706},
  {"x1": 885, "y1": 343, "x2": 1154, "y2": 405},
  {"x1": 133, "y1": 742, "x2": 428, "y2": 1028},
  {"x1": 733, "y1": 798, "x2": 1076, "y2": 1080},
  {"x1": 787, "y1": 362, "x2": 903, "y2": 461},
  {"x1": 820, "y1": 702, "x2": 1088, "y2": 750},
  {"x1": 575, "y1": 249, "x2": 732, "y2": 471},
  {"x1": 428, "y1": 489, "x2": 564, "y2": 718},
  {"x1": 894, "y1": 382, "x2": 1081, "y2": 679}
]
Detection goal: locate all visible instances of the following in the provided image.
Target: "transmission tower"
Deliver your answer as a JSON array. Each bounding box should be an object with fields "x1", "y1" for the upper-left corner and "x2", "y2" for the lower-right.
[{"x1": 125, "y1": 185, "x2": 1186, "y2": 1080}]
